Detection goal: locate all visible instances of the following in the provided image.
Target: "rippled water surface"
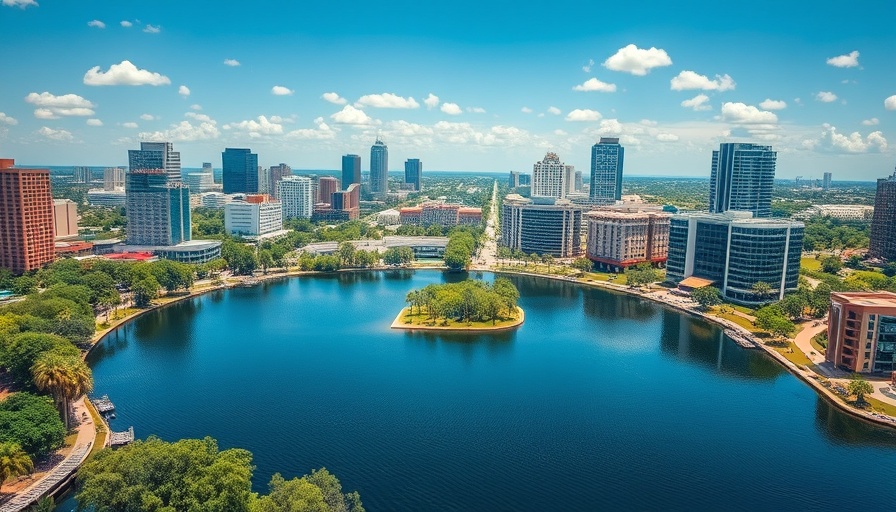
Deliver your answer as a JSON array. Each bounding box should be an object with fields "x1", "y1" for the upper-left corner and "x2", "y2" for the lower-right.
[{"x1": 60, "y1": 271, "x2": 896, "y2": 510}]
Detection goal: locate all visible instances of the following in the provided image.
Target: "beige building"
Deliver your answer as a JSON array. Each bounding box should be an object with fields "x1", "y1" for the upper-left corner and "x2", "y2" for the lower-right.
[
  {"x1": 585, "y1": 210, "x2": 671, "y2": 271},
  {"x1": 826, "y1": 291, "x2": 896, "y2": 374},
  {"x1": 52, "y1": 199, "x2": 79, "y2": 239}
]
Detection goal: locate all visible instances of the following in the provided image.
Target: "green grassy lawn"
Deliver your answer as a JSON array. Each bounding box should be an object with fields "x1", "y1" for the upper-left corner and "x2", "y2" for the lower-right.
[
  {"x1": 772, "y1": 342, "x2": 814, "y2": 367},
  {"x1": 730, "y1": 304, "x2": 756, "y2": 316},
  {"x1": 396, "y1": 307, "x2": 522, "y2": 329},
  {"x1": 580, "y1": 272, "x2": 628, "y2": 286},
  {"x1": 801, "y1": 256, "x2": 822, "y2": 272},
  {"x1": 711, "y1": 309, "x2": 760, "y2": 332},
  {"x1": 865, "y1": 396, "x2": 896, "y2": 417}
]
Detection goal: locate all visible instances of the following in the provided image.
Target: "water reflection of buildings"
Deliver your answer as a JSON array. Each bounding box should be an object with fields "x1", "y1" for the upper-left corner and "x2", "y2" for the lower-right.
[
  {"x1": 582, "y1": 289, "x2": 657, "y2": 322},
  {"x1": 815, "y1": 397, "x2": 896, "y2": 447}
]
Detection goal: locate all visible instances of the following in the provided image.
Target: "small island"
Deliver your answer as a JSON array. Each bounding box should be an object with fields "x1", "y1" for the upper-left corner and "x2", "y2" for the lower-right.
[{"x1": 392, "y1": 277, "x2": 524, "y2": 331}]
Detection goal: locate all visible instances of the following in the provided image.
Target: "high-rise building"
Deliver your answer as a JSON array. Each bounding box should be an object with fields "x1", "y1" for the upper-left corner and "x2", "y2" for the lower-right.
[
  {"x1": 224, "y1": 196, "x2": 282, "y2": 236},
  {"x1": 129, "y1": 142, "x2": 181, "y2": 183},
  {"x1": 125, "y1": 169, "x2": 191, "y2": 246},
  {"x1": 329, "y1": 183, "x2": 361, "y2": 220},
  {"x1": 590, "y1": 138, "x2": 624, "y2": 205},
  {"x1": 404, "y1": 159, "x2": 422, "y2": 191},
  {"x1": 869, "y1": 169, "x2": 896, "y2": 261},
  {"x1": 269, "y1": 163, "x2": 292, "y2": 199},
  {"x1": 257, "y1": 165, "x2": 270, "y2": 195},
  {"x1": 586, "y1": 210, "x2": 671, "y2": 271},
  {"x1": 825, "y1": 291, "x2": 896, "y2": 374},
  {"x1": 52, "y1": 199, "x2": 79, "y2": 239},
  {"x1": 509, "y1": 171, "x2": 520, "y2": 188},
  {"x1": 532, "y1": 152, "x2": 574, "y2": 199},
  {"x1": 278, "y1": 176, "x2": 313, "y2": 220},
  {"x1": 318, "y1": 176, "x2": 339, "y2": 205},
  {"x1": 342, "y1": 154, "x2": 361, "y2": 187},
  {"x1": 103, "y1": 167, "x2": 125, "y2": 191},
  {"x1": 0, "y1": 159, "x2": 55, "y2": 274},
  {"x1": 184, "y1": 172, "x2": 214, "y2": 194},
  {"x1": 222, "y1": 148, "x2": 259, "y2": 194},
  {"x1": 204, "y1": 162, "x2": 222, "y2": 184},
  {"x1": 501, "y1": 194, "x2": 583, "y2": 257},
  {"x1": 370, "y1": 138, "x2": 389, "y2": 198},
  {"x1": 574, "y1": 170, "x2": 583, "y2": 193},
  {"x1": 666, "y1": 211, "x2": 803, "y2": 305},
  {"x1": 823, "y1": 172, "x2": 832, "y2": 190},
  {"x1": 72, "y1": 166, "x2": 91, "y2": 184},
  {"x1": 708, "y1": 143, "x2": 776, "y2": 218}
]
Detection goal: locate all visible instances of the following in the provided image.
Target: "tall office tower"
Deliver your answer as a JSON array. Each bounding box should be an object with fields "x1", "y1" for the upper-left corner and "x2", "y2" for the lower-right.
[
  {"x1": 222, "y1": 148, "x2": 259, "y2": 194},
  {"x1": 125, "y1": 169, "x2": 191, "y2": 246},
  {"x1": 52, "y1": 199, "x2": 79, "y2": 239},
  {"x1": 574, "y1": 170, "x2": 583, "y2": 193},
  {"x1": 278, "y1": 176, "x2": 313, "y2": 219},
  {"x1": 708, "y1": 142, "x2": 776, "y2": 218},
  {"x1": 184, "y1": 172, "x2": 214, "y2": 194},
  {"x1": 0, "y1": 159, "x2": 55, "y2": 274},
  {"x1": 370, "y1": 138, "x2": 389, "y2": 198},
  {"x1": 103, "y1": 167, "x2": 125, "y2": 190},
  {"x1": 404, "y1": 158, "x2": 422, "y2": 191},
  {"x1": 204, "y1": 162, "x2": 222, "y2": 184},
  {"x1": 72, "y1": 166, "x2": 91, "y2": 184},
  {"x1": 532, "y1": 152, "x2": 574, "y2": 199},
  {"x1": 590, "y1": 137, "x2": 624, "y2": 205},
  {"x1": 269, "y1": 163, "x2": 292, "y2": 199},
  {"x1": 509, "y1": 171, "x2": 521, "y2": 188},
  {"x1": 129, "y1": 142, "x2": 181, "y2": 183},
  {"x1": 318, "y1": 176, "x2": 339, "y2": 204},
  {"x1": 869, "y1": 169, "x2": 896, "y2": 261},
  {"x1": 342, "y1": 154, "x2": 361, "y2": 186},
  {"x1": 823, "y1": 172, "x2": 832, "y2": 190},
  {"x1": 257, "y1": 166, "x2": 270, "y2": 195},
  {"x1": 500, "y1": 194, "x2": 583, "y2": 257}
]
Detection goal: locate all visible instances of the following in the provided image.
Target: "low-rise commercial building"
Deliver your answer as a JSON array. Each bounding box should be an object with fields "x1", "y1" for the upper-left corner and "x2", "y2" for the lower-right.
[
  {"x1": 793, "y1": 204, "x2": 874, "y2": 221},
  {"x1": 586, "y1": 210, "x2": 671, "y2": 271},
  {"x1": 501, "y1": 194, "x2": 583, "y2": 257},
  {"x1": 224, "y1": 196, "x2": 282, "y2": 237},
  {"x1": 826, "y1": 292, "x2": 896, "y2": 374},
  {"x1": 87, "y1": 189, "x2": 127, "y2": 207},
  {"x1": 399, "y1": 202, "x2": 482, "y2": 227}
]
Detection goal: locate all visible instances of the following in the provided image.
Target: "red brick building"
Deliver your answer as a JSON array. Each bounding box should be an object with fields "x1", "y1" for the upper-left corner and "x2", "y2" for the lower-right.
[{"x1": 0, "y1": 159, "x2": 56, "y2": 274}]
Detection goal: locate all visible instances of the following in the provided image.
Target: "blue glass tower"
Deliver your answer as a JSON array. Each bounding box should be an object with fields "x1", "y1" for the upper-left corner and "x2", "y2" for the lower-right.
[
  {"x1": 222, "y1": 148, "x2": 259, "y2": 194},
  {"x1": 369, "y1": 139, "x2": 388, "y2": 198},
  {"x1": 589, "y1": 137, "x2": 624, "y2": 205}
]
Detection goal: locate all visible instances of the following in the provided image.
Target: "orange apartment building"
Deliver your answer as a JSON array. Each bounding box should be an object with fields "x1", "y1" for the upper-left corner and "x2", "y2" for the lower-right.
[
  {"x1": 826, "y1": 291, "x2": 896, "y2": 374},
  {"x1": 0, "y1": 159, "x2": 56, "y2": 274}
]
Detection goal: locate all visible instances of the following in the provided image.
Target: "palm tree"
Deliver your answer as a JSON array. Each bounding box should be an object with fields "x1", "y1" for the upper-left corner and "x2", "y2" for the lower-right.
[
  {"x1": 31, "y1": 353, "x2": 94, "y2": 430},
  {"x1": 0, "y1": 442, "x2": 33, "y2": 493}
]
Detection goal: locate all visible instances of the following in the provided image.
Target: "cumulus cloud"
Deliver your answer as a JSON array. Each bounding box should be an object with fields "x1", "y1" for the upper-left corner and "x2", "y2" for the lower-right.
[
  {"x1": 25, "y1": 92, "x2": 95, "y2": 117},
  {"x1": 330, "y1": 105, "x2": 377, "y2": 125},
  {"x1": 2, "y1": 0, "x2": 38, "y2": 8},
  {"x1": 573, "y1": 77, "x2": 617, "y2": 92},
  {"x1": 0, "y1": 113, "x2": 18, "y2": 125},
  {"x1": 670, "y1": 70, "x2": 735, "y2": 91},
  {"x1": 816, "y1": 91, "x2": 838, "y2": 103},
  {"x1": 285, "y1": 117, "x2": 336, "y2": 140},
  {"x1": 862, "y1": 118, "x2": 879, "y2": 126},
  {"x1": 603, "y1": 44, "x2": 672, "y2": 75},
  {"x1": 826, "y1": 50, "x2": 860, "y2": 68},
  {"x1": 441, "y1": 102, "x2": 462, "y2": 115},
  {"x1": 87, "y1": 20, "x2": 105, "y2": 29},
  {"x1": 143, "y1": 24, "x2": 161, "y2": 34},
  {"x1": 582, "y1": 59, "x2": 594, "y2": 73},
  {"x1": 681, "y1": 94, "x2": 711, "y2": 111},
  {"x1": 268, "y1": 115, "x2": 295, "y2": 124},
  {"x1": 138, "y1": 112, "x2": 220, "y2": 142},
  {"x1": 190, "y1": 104, "x2": 202, "y2": 111},
  {"x1": 33, "y1": 109, "x2": 56, "y2": 119},
  {"x1": 720, "y1": 102, "x2": 778, "y2": 124},
  {"x1": 223, "y1": 59, "x2": 240, "y2": 67},
  {"x1": 821, "y1": 124, "x2": 887, "y2": 152},
  {"x1": 759, "y1": 99, "x2": 787, "y2": 110},
  {"x1": 36, "y1": 126, "x2": 74, "y2": 141},
  {"x1": 656, "y1": 133, "x2": 679, "y2": 142},
  {"x1": 521, "y1": 107, "x2": 533, "y2": 114},
  {"x1": 224, "y1": 115, "x2": 284, "y2": 136},
  {"x1": 885, "y1": 95, "x2": 896, "y2": 110},
  {"x1": 120, "y1": 20, "x2": 133, "y2": 27},
  {"x1": 565, "y1": 109, "x2": 602, "y2": 122},
  {"x1": 86, "y1": 118, "x2": 103, "y2": 126},
  {"x1": 356, "y1": 93, "x2": 419, "y2": 109},
  {"x1": 466, "y1": 107, "x2": 486, "y2": 113},
  {"x1": 547, "y1": 106, "x2": 561, "y2": 115},
  {"x1": 178, "y1": 85, "x2": 190, "y2": 97},
  {"x1": 83, "y1": 60, "x2": 170, "y2": 86},
  {"x1": 140, "y1": 114, "x2": 155, "y2": 121},
  {"x1": 271, "y1": 85, "x2": 294, "y2": 96},
  {"x1": 424, "y1": 93, "x2": 440, "y2": 109},
  {"x1": 122, "y1": 122, "x2": 138, "y2": 128},
  {"x1": 321, "y1": 92, "x2": 347, "y2": 105}
]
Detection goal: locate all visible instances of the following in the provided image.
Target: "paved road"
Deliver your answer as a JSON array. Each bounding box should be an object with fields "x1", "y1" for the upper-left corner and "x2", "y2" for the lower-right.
[{"x1": 472, "y1": 180, "x2": 498, "y2": 269}]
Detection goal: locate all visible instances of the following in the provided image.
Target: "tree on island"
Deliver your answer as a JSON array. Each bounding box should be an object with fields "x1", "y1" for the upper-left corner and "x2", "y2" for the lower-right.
[
  {"x1": 691, "y1": 286, "x2": 722, "y2": 309},
  {"x1": 0, "y1": 442, "x2": 33, "y2": 493},
  {"x1": 847, "y1": 374, "x2": 874, "y2": 404},
  {"x1": 408, "y1": 278, "x2": 519, "y2": 325}
]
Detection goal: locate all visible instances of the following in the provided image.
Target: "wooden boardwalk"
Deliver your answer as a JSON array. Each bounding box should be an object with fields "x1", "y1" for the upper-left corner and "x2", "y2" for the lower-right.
[{"x1": 0, "y1": 442, "x2": 91, "y2": 512}]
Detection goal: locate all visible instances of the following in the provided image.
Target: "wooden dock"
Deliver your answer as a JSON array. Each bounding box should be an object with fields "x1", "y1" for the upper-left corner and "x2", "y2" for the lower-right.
[
  {"x1": 110, "y1": 427, "x2": 134, "y2": 446},
  {"x1": 91, "y1": 395, "x2": 115, "y2": 413}
]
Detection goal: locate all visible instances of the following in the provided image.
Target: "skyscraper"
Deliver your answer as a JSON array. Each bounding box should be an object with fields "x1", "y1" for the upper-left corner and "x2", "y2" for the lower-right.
[
  {"x1": 708, "y1": 143, "x2": 776, "y2": 218},
  {"x1": 318, "y1": 176, "x2": 339, "y2": 204},
  {"x1": 126, "y1": 169, "x2": 191, "y2": 246},
  {"x1": 0, "y1": 159, "x2": 55, "y2": 274},
  {"x1": 589, "y1": 138, "x2": 624, "y2": 205},
  {"x1": 103, "y1": 167, "x2": 125, "y2": 190},
  {"x1": 342, "y1": 154, "x2": 361, "y2": 187},
  {"x1": 222, "y1": 148, "x2": 259, "y2": 194},
  {"x1": 269, "y1": 163, "x2": 292, "y2": 199},
  {"x1": 532, "y1": 152, "x2": 574, "y2": 199},
  {"x1": 823, "y1": 172, "x2": 832, "y2": 190},
  {"x1": 869, "y1": 168, "x2": 896, "y2": 261},
  {"x1": 370, "y1": 138, "x2": 388, "y2": 199},
  {"x1": 129, "y1": 142, "x2": 181, "y2": 183},
  {"x1": 72, "y1": 166, "x2": 91, "y2": 184},
  {"x1": 404, "y1": 158, "x2": 422, "y2": 191},
  {"x1": 278, "y1": 176, "x2": 313, "y2": 220}
]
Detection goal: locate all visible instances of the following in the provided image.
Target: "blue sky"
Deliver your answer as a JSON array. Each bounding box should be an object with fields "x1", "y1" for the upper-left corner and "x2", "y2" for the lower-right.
[{"x1": 1, "y1": 0, "x2": 895, "y2": 180}]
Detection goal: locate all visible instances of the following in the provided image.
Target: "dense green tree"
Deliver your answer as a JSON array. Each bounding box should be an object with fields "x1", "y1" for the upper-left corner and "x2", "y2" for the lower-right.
[
  {"x1": 882, "y1": 262, "x2": 896, "y2": 278},
  {"x1": 250, "y1": 469, "x2": 365, "y2": 512},
  {"x1": 0, "y1": 393, "x2": 66, "y2": 458},
  {"x1": 625, "y1": 263, "x2": 660, "y2": 288},
  {"x1": 0, "y1": 442, "x2": 33, "y2": 493},
  {"x1": 383, "y1": 247, "x2": 414, "y2": 266},
  {"x1": 150, "y1": 260, "x2": 194, "y2": 293},
  {"x1": 222, "y1": 240, "x2": 259, "y2": 275},
  {"x1": 847, "y1": 374, "x2": 874, "y2": 404},
  {"x1": 12, "y1": 275, "x2": 37, "y2": 296},
  {"x1": 779, "y1": 292, "x2": 808, "y2": 320},
  {"x1": 258, "y1": 249, "x2": 274, "y2": 274},
  {"x1": 337, "y1": 242, "x2": 356, "y2": 267},
  {"x1": 2, "y1": 332, "x2": 79, "y2": 386},
  {"x1": 32, "y1": 352, "x2": 93, "y2": 429},
  {"x1": 572, "y1": 257, "x2": 593, "y2": 272},
  {"x1": 410, "y1": 279, "x2": 519, "y2": 324},
  {"x1": 754, "y1": 305, "x2": 795, "y2": 338},
  {"x1": 751, "y1": 281, "x2": 773, "y2": 301},
  {"x1": 691, "y1": 286, "x2": 722, "y2": 309},
  {"x1": 820, "y1": 255, "x2": 843, "y2": 274},
  {"x1": 132, "y1": 276, "x2": 161, "y2": 308}
]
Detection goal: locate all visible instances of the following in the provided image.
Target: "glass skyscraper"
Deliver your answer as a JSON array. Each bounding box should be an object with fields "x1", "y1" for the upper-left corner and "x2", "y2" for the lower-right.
[
  {"x1": 125, "y1": 169, "x2": 191, "y2": 246},
  {"x1": 222, "y1": 147, "x2": 259, "y2": 194},
  {"x1": 589, "y1": 138, "x2": 624, "y2": 205},
  {"x1": 369, "y1": 138, "x2": 388, "y2": 199},
  {"x1": 404, "y1": 158, "x2": 422, "y2": 191},
  {"x1": 709, "y1": 143, "x2": 776, "y2": 218},
  {"x1": 128, "y1": 141, "x2": 181, "y2": 183},
  {"x1": 342, "y1": 154, "x2": 361, "y2": 187}
]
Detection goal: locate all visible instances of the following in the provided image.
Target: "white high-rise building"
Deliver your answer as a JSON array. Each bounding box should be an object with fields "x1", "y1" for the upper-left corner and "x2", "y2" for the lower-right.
[
  {"x1": 224, "y1": 200, "x2": 283, "y2": 236},
  {"x1": 184, "y1": 172, "x2": 214, "y2": 194},
  {"x1": 278, "y1": 176, "x2": 313, "y2": 219},
  {"x1": 532, "y1": 152, "x2": 574, "y2": 199},
  {"x1": 103, "y1": 167, "x2": 125, "y2": 191}
]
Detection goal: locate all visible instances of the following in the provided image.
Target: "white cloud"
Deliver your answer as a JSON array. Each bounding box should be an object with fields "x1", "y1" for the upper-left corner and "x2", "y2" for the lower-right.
[
  {"x1": 821, "y1": 124, "x2": 887, "y2": 152},
  {"x1": 321, "y1": 92, "x2": 347, "y2": 105},
  {"x1": 441, "y1": 102, "x2": 462, "y2": 115},
  {"x1": 0, "y1": 113, "x2": 17, "y2": 125},
  {"x1": 885, "y1": 95, "x2": 896, "y2": 110},
  {"x1": 862, "y1": 118, "x2": 879, "y2": 126},
  {"x1": 594, "y1": 119, "x2": 625, "y2": 136},
  {"x1": 670, "y1": 70, "x2": 735, "y2": 91},
  {"x1": 143, "y1": 24, "x2": 161, "y2": 34},
  {"x1": 223, "y1": 59, "x2": 240, "y2": 67},
  {"x1": 720, "y1": 102, "x2": 778, "y2": 124},
  {"x1": 816, "y1": 91, "x2": 838, "y2": 103},
  {"x1": 190, "y1": 104, "x2": 202, "y2": 111},
  {"x1": 573, "y1": 77, "x2": 617, "y2": 92},
  {"x1": 330, "y1": 105, "x2": 377, "y2": 125},
  {"x1": 681, "y1": 94, "x2": 711, "y2": 111},
  {"x1": 138, "y1": 112, "x2": 220, "y2": 142},
  {"x1": 120, "y1": 20, "x2": 132, "y2": 27},
  {"x1": 271, "y1": 85, "x2": 294, "y2": 96},
  {"x1": 656, "y1": 133, "x2": 679, "y2": 142},
  {"x1": 33, "y1": 109, "x2": 56, "y2": 119},
  {"x1": 565, "y1": 109, "x2": 602, "y2": 122},
  {"x1": 122, "y1": 122, "x2": 138, "y2": 128},
  {"x1": 424, "y1": 93, "x2": 440, "y2": 109},
  {"x1": 87, "y1": 19, "x2": 105, "y2": 29},
  {"x1": 356, "y1": 93, "x2": 419, "y2": 109},
  {"x1": 225, "y1": 115, "x2": 284, "y2": 135},
  {"x1": 466, "y1": 107, "x2": 486, "y2": 113},
  {"x1": 25, "y1": 91, "x2": 95, "y2": 118},
  {"x1": 2, "y1": 0, "x2": 38, "y2": 8},
  {"x1": 826, "y1": 50, "x2": 860, "y2": 68},
  {"x1": 86, "y1": 118, "x2": 103, "y2": 126},
  {"x1": 178, "y1": 85, "x2": 190, "y2": 97},
  {"x1": 83, "y1": 60, "x2": 170, "y2": 86},
  {"x1": 603, "y1": 44, "x2": 672, "y2": 75},
  {"x1": 758, "y1": 99, "x2": 787, "y2": 110},
  {"x1": 640, "y1": 119, "x2": 657, "y2": 126},
  {"x1": 547, "y1": 106, "x2": 561, "y2": 115},
  {"x1": 140, "y1": 114, "x2": 155, "y2": 121},
  {"x1": 582, "y1": 59, "x2": 594, "y2": 73},
  {"x1": 521, "y1": 107, "x2": 533, "y2": 114},
  {"x1": 269, "y1": 115, "x2": 295, "y2": 124},
  {"x1": 36, "y1": 127, "x2": 74, "y2": 141},
  {"x1": 285, "y1": 117, "x2": 336, "y2": 140}
]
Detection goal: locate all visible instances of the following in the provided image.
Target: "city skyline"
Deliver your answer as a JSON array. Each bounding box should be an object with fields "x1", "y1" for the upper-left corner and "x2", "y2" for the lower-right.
[{"x1": 1, "y1": 1, "x2": 895, "y2": 179}]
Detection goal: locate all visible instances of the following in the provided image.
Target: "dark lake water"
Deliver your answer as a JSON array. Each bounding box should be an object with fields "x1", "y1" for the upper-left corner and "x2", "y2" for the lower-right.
[{"x1": 58, "y1": 271, "x2": 896, "y2": 510}]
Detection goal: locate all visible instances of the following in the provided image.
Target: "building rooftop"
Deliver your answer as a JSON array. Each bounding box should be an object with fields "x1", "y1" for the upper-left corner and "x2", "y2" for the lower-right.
[{"x1": 831, "y1": 291, "x2": 896, "y2": 308}]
